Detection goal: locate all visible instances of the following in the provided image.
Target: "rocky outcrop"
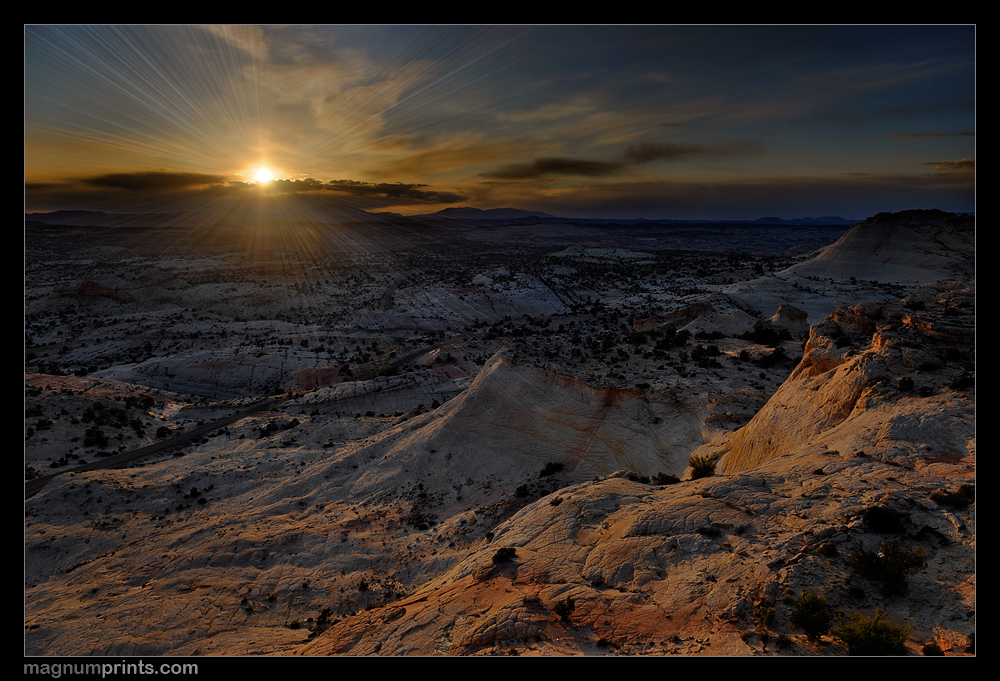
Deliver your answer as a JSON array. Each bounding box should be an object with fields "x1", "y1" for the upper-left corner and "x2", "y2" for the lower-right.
[
  {"x1": 769, "y1": 304, "x2": 808, "y2": 334},
  {"x1": 784, "y1": 210, "x2": 975, "y2": 284},
  {"x1": 718, "y1": 288, "x2": 974, "y2": 475}
]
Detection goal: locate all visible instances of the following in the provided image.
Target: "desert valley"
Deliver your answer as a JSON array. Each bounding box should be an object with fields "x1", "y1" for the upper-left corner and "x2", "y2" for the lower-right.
[{"x1": 24, "y1": 207, "x2": 974, "y2": 656}]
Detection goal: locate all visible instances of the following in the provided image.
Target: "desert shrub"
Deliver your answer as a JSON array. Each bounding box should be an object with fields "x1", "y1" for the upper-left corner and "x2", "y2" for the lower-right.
[
  {"x1": 539, "y1": 461, "x2": 564, "y2": 478},
  {"x1": 921, "y1": 641, "x2": 944, "y2": 656},
  {"x1": 689, "y1": 455, "x2": 715, "y2": 480},
  {"x1": 492, "y1": 547, "x2": 517, "y2": 564},
  {"x1": 552, "y1": 595, "x2": 575, "y2": 621},
  {"x1": 651, "y1": 472, "x2": 680, "y2": 485},
  {"x1": 930, "y1": 484, "x2": 974, "y2": 508},
  {"x1": 376, "y1": 364, "x2": 398, "y2": 377},
  {"x1": 789, "y1": 590, "x2": 831, "y2": 639},
  {"x1": 848, "y1": 539, "x2": 927, "y2": 596},
  {"x1": 862, "y1": 506, "x2": 906, "y2": 533},
  {"x1": 831, "y1": 608, "x2": 911, "y2": 655},
  {"x1": 758, "y1": 606, "x2": 776, "y2": 628}
]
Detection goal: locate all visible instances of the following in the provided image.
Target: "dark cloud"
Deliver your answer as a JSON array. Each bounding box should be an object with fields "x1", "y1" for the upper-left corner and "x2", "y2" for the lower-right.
[
  {"x1": 959, "y1": 131, "x2": 975, "y2": 136},
  {"x1": 622, "y1": 140, "x2": 765, "y2": 164},
  {"x1": 323, "y1": 179, "x2": 466, "y2": 203},
  {"x1": 267, "y1": 178, "x2": 466, "y2": 203},
  {"x1": 917, "y1": 158, "x2": 975, "y2": 172},
  {"x1": 84, "y1": 171, "x2": 227, "y2": 191},
  {"x1": 26, "y1": 172, "x2": 465, "y2": 213},
  {"x1": 890, "y1": 132, "x2": 954, "y2": 139},
  {"x1": 659, "y1": 122, "x2": 694, "y2": 128},
  {"x1": 482, "y1": 157, "x2": 625, "y2": 180}
]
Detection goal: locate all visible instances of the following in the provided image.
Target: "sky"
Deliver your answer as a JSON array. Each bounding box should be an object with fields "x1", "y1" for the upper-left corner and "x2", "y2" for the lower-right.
[{"x1": 24, "y1": 25, "x2": 975, "y2": 221}]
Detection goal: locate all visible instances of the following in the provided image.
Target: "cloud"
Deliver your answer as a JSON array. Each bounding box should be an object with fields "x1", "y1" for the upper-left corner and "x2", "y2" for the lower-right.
[
  {"x1": 481, "y1": 157, "x2": 624, "y2": 180},
  {"x1": 890, "y1": 132, "x2": 954, "y2": 139},
  {"x1": 83, "y1": 171, "x2": 227, "y2": 191},
  {"x1": 917, "y1": 158, "x2": 975, "y2": 172},
  {"x1": 266, "y1": 178, "x2": 465, "y2": 203},
  {"x1": 622, "y1": 140, "x2": 765, "y2": 164}
]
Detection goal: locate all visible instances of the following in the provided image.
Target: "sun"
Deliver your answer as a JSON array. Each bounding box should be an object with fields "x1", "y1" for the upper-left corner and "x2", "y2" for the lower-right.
[{"x1": 255, "y1": 167, "x2": 274, "y2": 183}]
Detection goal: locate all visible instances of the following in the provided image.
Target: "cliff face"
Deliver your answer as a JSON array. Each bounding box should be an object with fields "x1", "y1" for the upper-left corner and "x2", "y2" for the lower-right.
[{"x1": 720, "y1": 288, "x2": 974, "y2": 475}]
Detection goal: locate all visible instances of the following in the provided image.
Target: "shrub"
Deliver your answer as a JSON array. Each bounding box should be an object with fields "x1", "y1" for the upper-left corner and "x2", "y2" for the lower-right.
[
  {"x1": 539, "y1": 462, "x2": 564, "y2": 478},
  {"x1": 789, "y1": 590, "x2": 831, "y2": 639},
  {"x1": 492, "y1": 547, "x2": 517, "y2": 564},
  {"x1": 921, "y1": 641, "x2": 944, "y2": 656},
  {"x1": 552, "y1": 596, "x2": 575, "y2": 621},
  {"x1": 376, "y1": 364, "x2": 398, "y2": 378},
  {"x1": 689, "y1": 455, "x2": 715, "y2": 480},
  {"x1": 930, "y1": 484, "x2": 975, "y2": 509},
  {"x1": 848, "y1": 539, "x2": 927, "y2": 595},
  {"x1": 861, "y1": 506, "x2": 906, "y2": 533},
  {"x1": 651, "y1": 472, "x2": 680, "y2": 485},
  {"x1": 758, "y1": 606, "x2": 776, "y2": 628},
  {"x1": 831, "y1": 608, "x2": 911, "y2": 655}
]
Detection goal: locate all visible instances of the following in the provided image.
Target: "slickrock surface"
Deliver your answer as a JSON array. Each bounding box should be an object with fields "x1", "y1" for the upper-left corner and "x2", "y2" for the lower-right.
[{"x1": 25, "y1": 211, "x2": 975, "y2": 656}]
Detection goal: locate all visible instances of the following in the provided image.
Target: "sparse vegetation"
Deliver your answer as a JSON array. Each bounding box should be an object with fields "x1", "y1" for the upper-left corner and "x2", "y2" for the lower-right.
[
  {"x1": 848, "y1": 539, "x2": 927, "y2": 595},
  {"x1": 921, "y1": 641, "x2": 945, "y2": 656},
  {"x1": 651, "y1": 472, "x2": 680, "y2": 485},
  {"x1": 789, "y1": 590, "x2": 831, "y2": 639},
  {"x1": 930, "y1": 484, "x2": 974, "y2": 508},
  {"x1": 539, "y1": 462, "x2": 564, "y2": 478},
  {"x1": 831, "y1": 608, "x2": 912, "y2": 655},
  {"x1": 492, "y1": 547, "x2": 517, "y2": 564},
  {"x1": 552, "y1": 596, "x2": 575, "y2": 621},
  {"x1": 688, "y1": 455, "x2": 715, "y2": 480}
]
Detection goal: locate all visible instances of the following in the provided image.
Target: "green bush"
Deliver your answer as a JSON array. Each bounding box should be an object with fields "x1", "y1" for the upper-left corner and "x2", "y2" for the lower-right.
[
  {"x1": 758, "y1": 606, "x2": 776, "y2": 628},
  {"x1": 831, "y1": 608, "x2": 912, "y2": 655},
  {"x1": 789, "y1": 590, "x2": 831, "y2": 639},
  {"x1": 688, "y1": 455, "x2": 715, "y2": 480}
]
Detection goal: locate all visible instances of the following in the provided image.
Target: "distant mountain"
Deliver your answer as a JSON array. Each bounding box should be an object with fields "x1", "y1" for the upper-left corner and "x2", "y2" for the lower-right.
[
  {"x1": 25, "y1": 210, "x2": 188, "y2": 227},
  {"x1": 26, "y1": 206, "x2": 860, "y2": 229},
  {"x1": 426, "y1": 207, "x2": 558, "y2": 220},
  {"x1": 750, "y1": 216, "x2": 859, "y2": 226},
  {"x1": 413, "y1": 207, "x2": 857, "y2": 226}
]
